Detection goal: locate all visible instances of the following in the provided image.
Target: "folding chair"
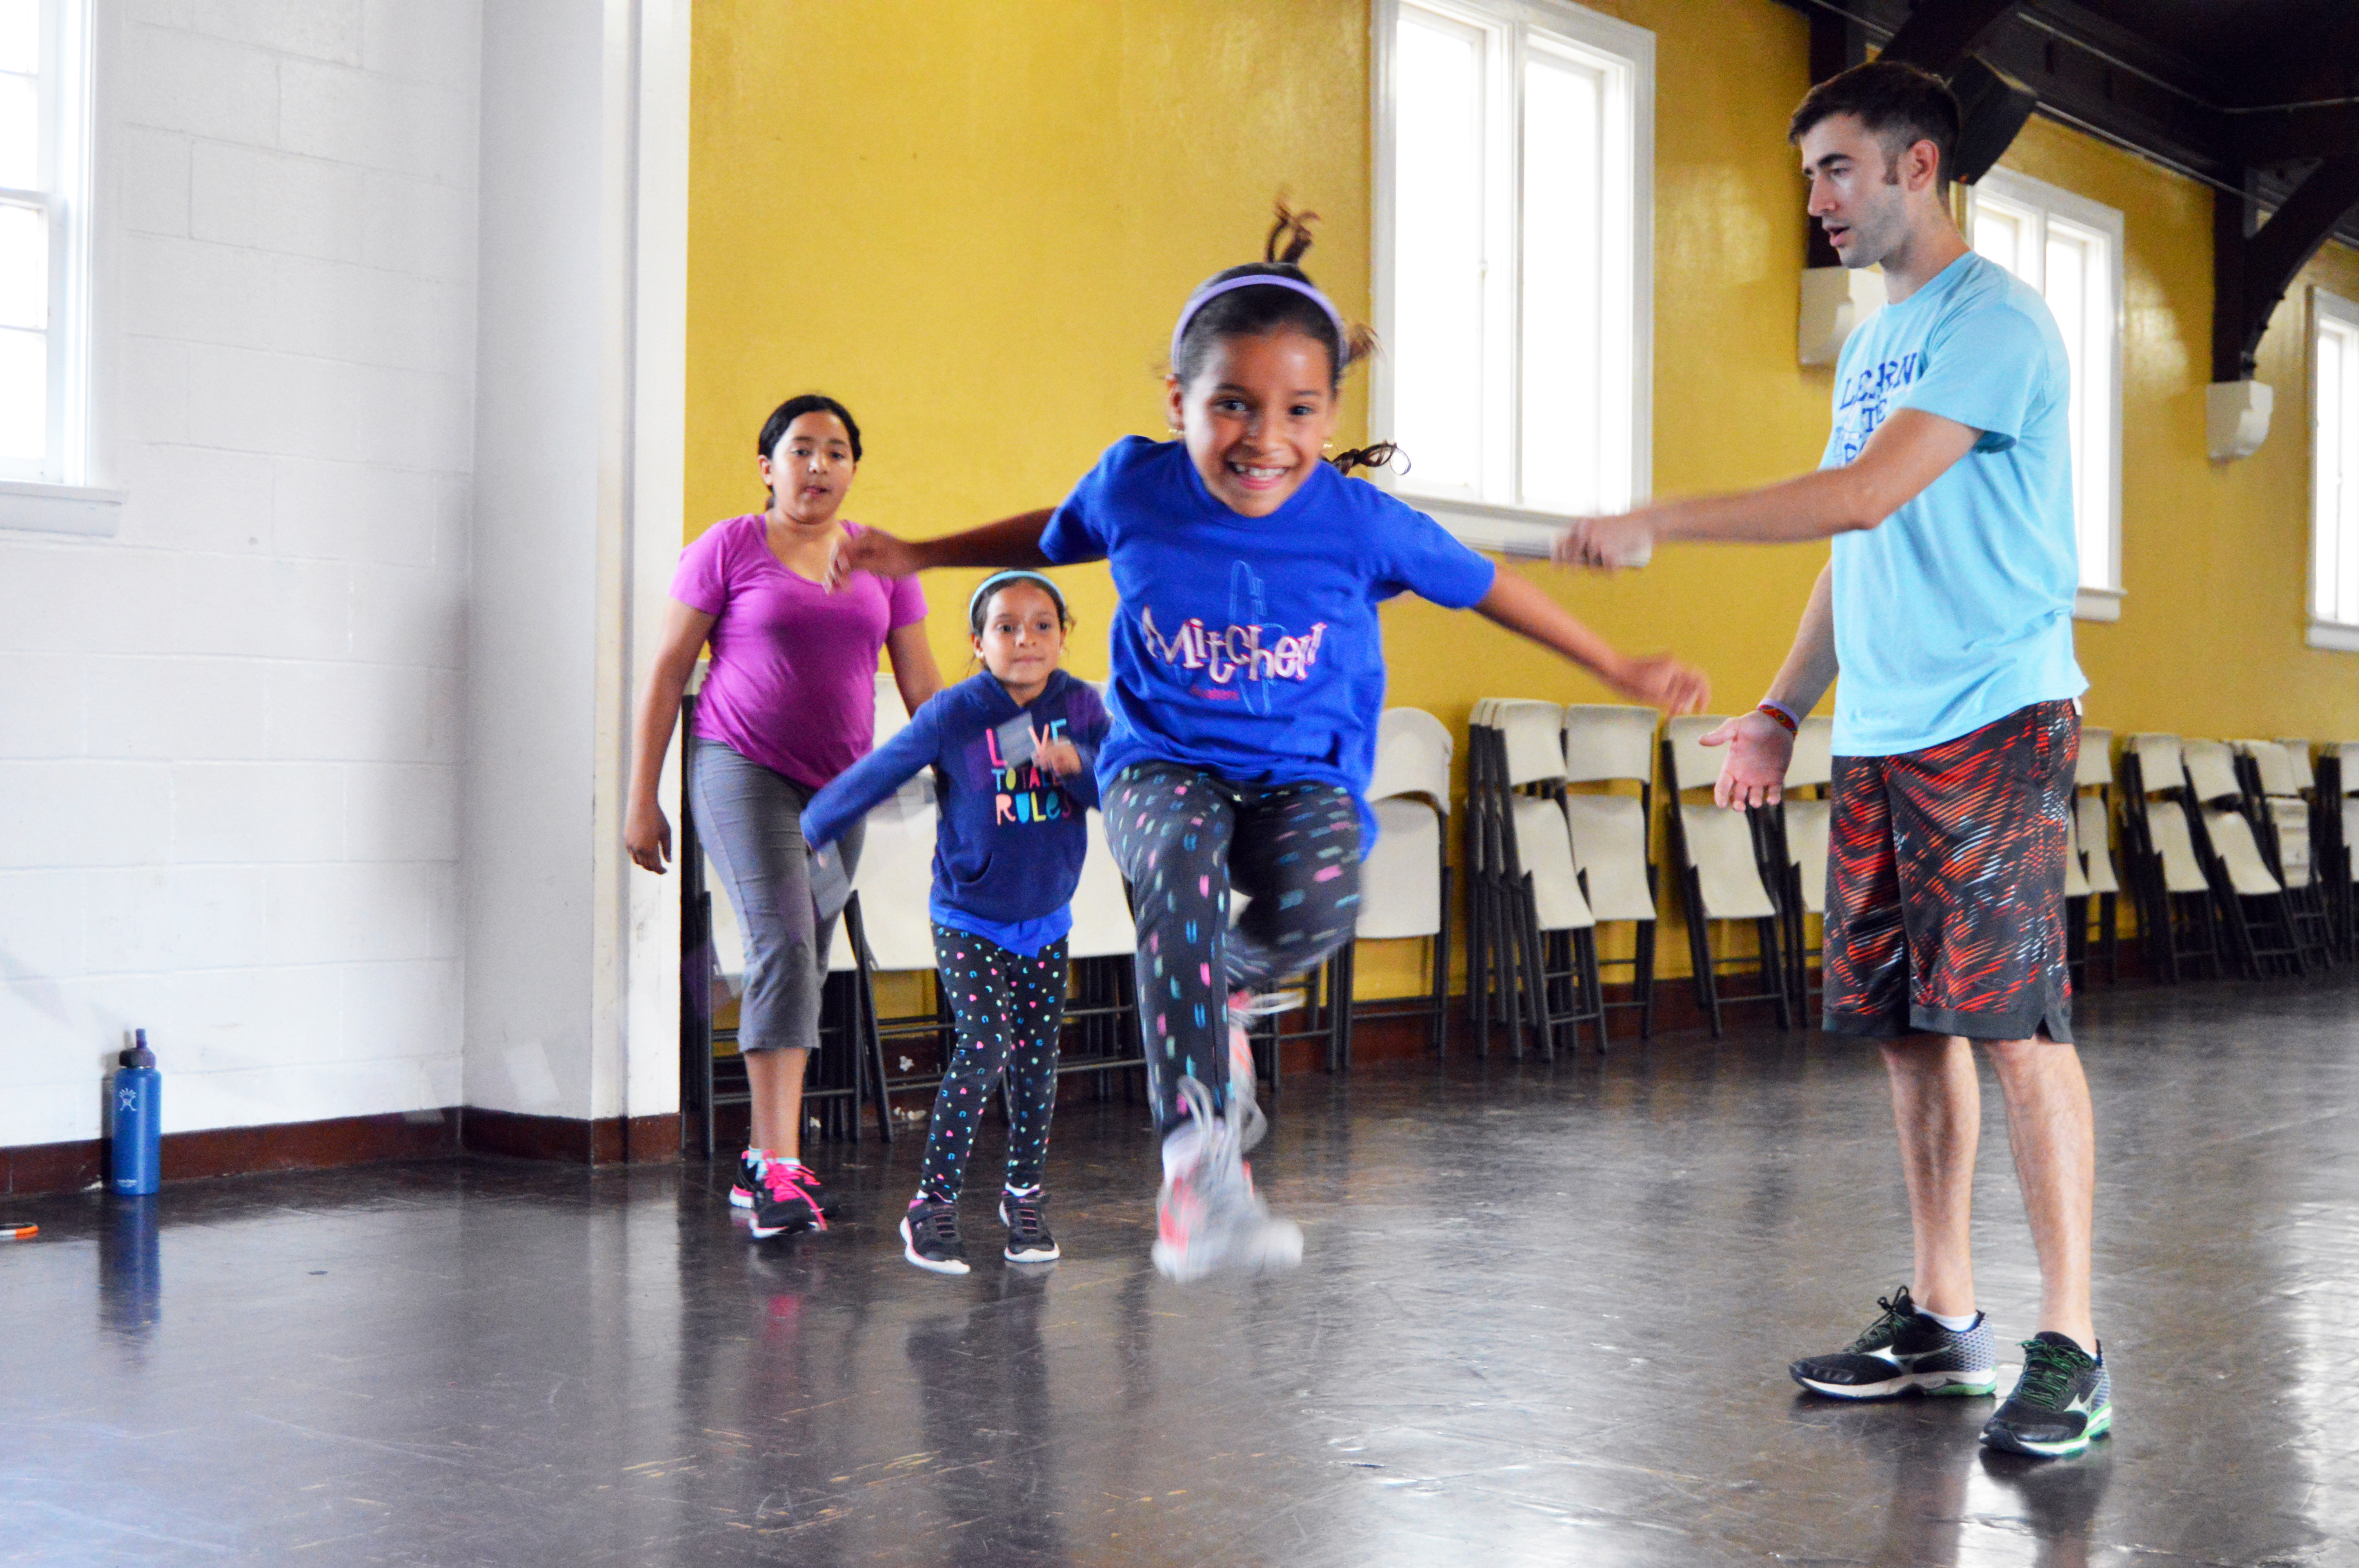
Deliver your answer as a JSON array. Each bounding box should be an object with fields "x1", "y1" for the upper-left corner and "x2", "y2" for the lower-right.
[
  {"x1": 1467, "y1": 699, "x2": 1606, "y2": 1058},
  {"x1": 1773, "y1": 715, "x2": 1834, "y2": 1020},
  {"x1": 2070, "y1": 727, "x2": 2121, "y2": 987},
  {"x1": 1329, "y1": 708, "x2": 1455, "y2": 1068},
  {"x1": 849, "y1": 783, "x2": 960, "y2": 1129},
  {"x1": 2117, "y1": 735, "x2": 2222, "y2": 983},
  {"x1": 1559, "y1": 704, "x2": 1662, "y2": 1039},
  {"x1": 2308, "y1": 741, "x2": 2359, "y2": 962},
  {"x1": 1056, "y1": 808, "x2": 1146, "y2": 1102},
  {"x1": 2181, "y1": 739, "x2": 2307, "y2": 978},
  {"x1": 2235, "y1": 739, "x2": 2335, "y2": 968},
  {"x1": 1661, "y1": 716, "x2": 1790, "y2": 1035}
]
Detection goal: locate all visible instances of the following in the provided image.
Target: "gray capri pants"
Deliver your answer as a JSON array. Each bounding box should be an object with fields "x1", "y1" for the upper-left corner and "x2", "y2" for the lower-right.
[{"x1": 689, "y1": 737, "x2": 865, "y2": 1054}]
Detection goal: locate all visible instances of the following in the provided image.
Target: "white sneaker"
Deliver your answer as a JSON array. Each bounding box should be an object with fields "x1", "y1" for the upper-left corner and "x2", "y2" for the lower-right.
[{"x1": 1150, "y1": 1077, "x2": 1301, "y2": 1283}]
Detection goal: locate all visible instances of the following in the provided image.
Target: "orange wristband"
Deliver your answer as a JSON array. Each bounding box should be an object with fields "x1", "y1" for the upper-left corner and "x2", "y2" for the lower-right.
[{"x1": 1756, "y1": 701, "x2": 1799, "y2": 734}]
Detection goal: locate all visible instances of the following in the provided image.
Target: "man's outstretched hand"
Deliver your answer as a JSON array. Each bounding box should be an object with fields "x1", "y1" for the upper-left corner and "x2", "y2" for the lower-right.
[
  {"x1": 1555, "y1": 512, "x2": 1657, "y2": 573},
  {"x1": 826, "y1": 524, "x2": 921, "y2": 589},
  {"x1": 1700, "y1": 709, "x2": 1794, "y2": 809}
]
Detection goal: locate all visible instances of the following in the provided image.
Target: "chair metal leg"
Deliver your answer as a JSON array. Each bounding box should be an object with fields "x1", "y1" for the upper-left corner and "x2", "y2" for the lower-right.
[{"x1": 1636, "y1": 918, "x2": 1657, "y2": 1041}]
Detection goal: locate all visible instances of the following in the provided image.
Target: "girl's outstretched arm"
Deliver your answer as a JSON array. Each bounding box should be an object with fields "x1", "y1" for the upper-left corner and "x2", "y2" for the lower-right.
[
  {"x1": 1472, "y1": 570, "x2": 1710, "y2": 715},
  {"x1": 827, "y1": 508, "x2": 1058, "y2": 587}
]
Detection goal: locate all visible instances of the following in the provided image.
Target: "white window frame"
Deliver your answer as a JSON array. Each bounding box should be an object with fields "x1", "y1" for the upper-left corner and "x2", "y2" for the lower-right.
[
  {"x1": 1370, "y1": 0, "x2": 1653, "y2": 555},
  {"x1": 2310, "y1": 287, "x2": 2359, "y2": 652},
  {"x1": 0, "y1": 0, "x2": 116, "y2": 535},
  {"x1": 1967, "y1": 167, "x2": 2125, "y2": 622}
]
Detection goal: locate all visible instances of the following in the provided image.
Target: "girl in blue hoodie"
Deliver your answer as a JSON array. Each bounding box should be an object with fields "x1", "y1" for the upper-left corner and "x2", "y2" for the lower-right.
[{"x1": 802, "y1": 571, "x2": 1108, "y2": 1276}]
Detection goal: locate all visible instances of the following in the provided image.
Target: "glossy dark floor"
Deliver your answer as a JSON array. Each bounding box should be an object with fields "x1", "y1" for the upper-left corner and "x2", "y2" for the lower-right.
[{"x1": 10, "y1": 976, "x2": 2359, "y2": 1567}]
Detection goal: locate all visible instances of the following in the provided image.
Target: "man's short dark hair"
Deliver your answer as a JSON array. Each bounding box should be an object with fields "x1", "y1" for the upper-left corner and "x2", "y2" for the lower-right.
[{"x1": 1788, "y1": 59, "x2": 1962, "y2": 194}]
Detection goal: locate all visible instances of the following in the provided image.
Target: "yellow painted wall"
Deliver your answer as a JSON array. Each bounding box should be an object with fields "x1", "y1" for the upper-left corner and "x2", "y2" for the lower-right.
[{"x1": 686, "y1": 0, "x2": 2358, "y2": 1001}]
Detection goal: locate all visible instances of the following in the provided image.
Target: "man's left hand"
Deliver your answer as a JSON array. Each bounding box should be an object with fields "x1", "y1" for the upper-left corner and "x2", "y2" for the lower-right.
[{"x1": 1556, "y1": 512, "x2": 1657, "y2": 572}]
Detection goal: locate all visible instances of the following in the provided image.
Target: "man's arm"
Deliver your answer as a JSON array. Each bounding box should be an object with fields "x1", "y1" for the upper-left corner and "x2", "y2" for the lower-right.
[
  {"x1": 828, "y1": 509, "x2": 1057, "y2": 586},
  {"x1": 1700, "y1": 564, "x2": 1837, "y2": 809},
  {"x1": 1558, "y1": 409, "x2": 1980, "y2": 570}
]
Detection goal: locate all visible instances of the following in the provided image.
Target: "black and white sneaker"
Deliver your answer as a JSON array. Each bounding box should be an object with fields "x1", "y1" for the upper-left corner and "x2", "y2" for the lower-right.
[
  {"x1": 747, "y1": 1158, "x2": 831, "y2": 1240},
  {"x1": 1982, "y1": 1332, "x2": 2113, "y2": 1458},
  {"x1": 1790, "y1": 1287, "x2": 1998, "y2": 1399},
  {"x1": 900, "y1": 1200, "x2": 971, "y2": 1276},
  {"x1": 1000, "y1": 1190, "x2": 1060, "y2": 1263}
]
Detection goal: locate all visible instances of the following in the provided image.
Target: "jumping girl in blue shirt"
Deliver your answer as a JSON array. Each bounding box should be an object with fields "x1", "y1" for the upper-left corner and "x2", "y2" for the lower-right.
[
  {"x1": 802, "y1": 572, "x2": 1108, "y2": 1276},
  {"x1": 835, "y1": 207, "x2": 1708, "y2": 1281}
]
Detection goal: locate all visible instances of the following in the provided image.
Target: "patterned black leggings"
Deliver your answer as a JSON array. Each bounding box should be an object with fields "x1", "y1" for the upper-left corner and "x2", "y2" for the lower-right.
[
  {"x1": 1103, "y1": 762, "x2": 1362, "y2": 1134},
  {"x1": 918, "y1": 926, "x2": 1068, "y2": 1205}
]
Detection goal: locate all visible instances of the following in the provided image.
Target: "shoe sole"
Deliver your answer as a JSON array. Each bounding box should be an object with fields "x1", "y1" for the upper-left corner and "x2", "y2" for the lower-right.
[
  {"x1": 748, "y1": 1214, "x2": 818, "y2": 1241},
  {"x1": 900, "y1": 1216, "x2": 971, "y2": 1276},
  {"x1": 1792, "y1": 1368, "x2": 1999, "y2": 1400},
  {"x1": 729, "y1": 1187, "x2": 753, "y2": 1210},
  {"x1": 1981, "y1": 1407, "x2": 2113, "y2": 1458},
  {"x1": 1150, "y1": 1218, "x2": 1303, "y2": 1283}
]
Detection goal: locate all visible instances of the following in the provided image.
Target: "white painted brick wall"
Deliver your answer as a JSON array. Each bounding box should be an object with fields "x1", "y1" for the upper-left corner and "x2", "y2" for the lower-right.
[{"x1": 0, "y1": 0, "x2": 481, "y2": 1149}]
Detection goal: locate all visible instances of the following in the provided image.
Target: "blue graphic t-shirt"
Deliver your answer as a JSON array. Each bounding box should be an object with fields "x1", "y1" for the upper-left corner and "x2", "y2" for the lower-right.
[
  {"x1": 1040, "y1": 437, "x2": 1496, "y2": 842},
  {"x1": 1824, "y1": 250, "x2": 2086, "y2": 754}
]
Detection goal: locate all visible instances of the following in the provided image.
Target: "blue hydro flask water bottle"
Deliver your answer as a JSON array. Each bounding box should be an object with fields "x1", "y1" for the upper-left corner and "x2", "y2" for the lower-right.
[{"x1": 112, "y1": 1029, "x2": 162, "y2": 1196}]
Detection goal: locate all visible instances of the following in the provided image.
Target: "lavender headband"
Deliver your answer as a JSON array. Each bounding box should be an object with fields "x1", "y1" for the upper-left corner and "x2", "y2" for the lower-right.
[{"x1": 1168, "y1": 274, "x2": 1349, "y2": 371}]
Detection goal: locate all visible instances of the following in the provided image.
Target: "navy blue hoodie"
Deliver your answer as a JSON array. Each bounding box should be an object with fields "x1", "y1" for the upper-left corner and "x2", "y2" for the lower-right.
[{"x1": 800, "y1": 670, "x2": 1109, "y2": 954}]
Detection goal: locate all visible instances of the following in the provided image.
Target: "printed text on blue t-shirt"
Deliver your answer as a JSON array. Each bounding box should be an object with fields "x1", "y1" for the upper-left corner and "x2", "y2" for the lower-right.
[
  {"x1": 1832, "y1": 350, "x2": 1926, "y2": 463},
  {"x1": 987, "y1": 719, "x2": 1079, "y2": 825},
  {"x1": 1137, "y1": 560, "x2": 1329, "y2": 713}
]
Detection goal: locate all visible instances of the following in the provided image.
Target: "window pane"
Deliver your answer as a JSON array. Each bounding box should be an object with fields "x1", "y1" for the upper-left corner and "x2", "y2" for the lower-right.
[
  {"x1": 1392, "y1": 13, "x2": 1487, "y2": 496},
  {"x1": 0, "y1": 0, "x2": 35, "y2": 76},
  {"x1": 1519, "y1": 54, "x2": 1603, "y2": 513},
  {"x1": 0, "y1": 321, "x2": 43, "y2": 460},
  {"x1": 0, "y1": 70, "x2": 34, "y2": 191},
  {"x1": 2043, "y1": 229, "x2": 2099, "y2": 589},
  {"x1": 2325, "y1": 321, "x2": 2359, "y2": 626},
  {"x1": 0, "y1": 200, "x2": 44, "y2": 329},
  {"x1": 1973, "y1": 201, "x2": 2032, "y2": 285}
]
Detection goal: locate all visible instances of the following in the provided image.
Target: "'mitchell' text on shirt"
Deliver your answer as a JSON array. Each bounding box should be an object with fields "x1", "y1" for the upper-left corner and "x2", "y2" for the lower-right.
[{"x1": 1138, "y1": 607, "x2": 1330, "y2": 692}]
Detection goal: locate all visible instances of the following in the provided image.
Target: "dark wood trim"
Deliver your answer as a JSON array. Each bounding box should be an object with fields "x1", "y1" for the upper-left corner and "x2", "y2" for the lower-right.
[
  {"x1": 3, "y1": 1108, "x2": 460, "y2": 1198},
  {"x1": 2215, "y1": 159, "x2": 2359, "y2": 382},
  {"x1": 1877, "y1": 0, "x2": 2019, "y2": 78}
]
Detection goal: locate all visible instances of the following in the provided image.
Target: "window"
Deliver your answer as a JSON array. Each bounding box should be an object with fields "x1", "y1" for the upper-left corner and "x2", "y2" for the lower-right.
[
  {"x1": 1968, "y1": 168, "x2": 2123, "y2": 621},
  {"x1": 1372, "y1": 0, "x2": 1652, "y2": 552},
  {"x1": 2312, "y1": 289, "x2": 2359, "y2": 651},
  {"x1": 0, "y1": 0, "x2": 93, "y2": 489}
]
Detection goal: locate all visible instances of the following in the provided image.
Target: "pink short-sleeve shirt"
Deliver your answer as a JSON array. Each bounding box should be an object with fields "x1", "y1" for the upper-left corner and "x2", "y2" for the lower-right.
[{"x1": 672, "y1": 515, "x2": 929, "y2": 792}]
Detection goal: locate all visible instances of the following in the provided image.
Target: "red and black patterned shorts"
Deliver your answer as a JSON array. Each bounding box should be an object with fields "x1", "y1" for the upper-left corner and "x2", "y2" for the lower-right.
[{"x1": 1823, "y1": 700, "x2": 2077, "y2": 1043}]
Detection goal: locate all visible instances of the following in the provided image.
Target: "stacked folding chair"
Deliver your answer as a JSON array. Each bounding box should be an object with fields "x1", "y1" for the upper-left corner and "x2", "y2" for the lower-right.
[
  {"x1": 1771, "y1": 715, "x2": 1834, "y2": 1019},
  {"x1": 1329, "y1": 708, "x2": 1455, "y2": 1069},
  {"x1": 1466, "y1": 699, "x2": 1605, "y2": 1058},
  {"x1": 849, "y1": 774, "x2": 959, "y2": 1132},
  {"x1": 2179, "y1": 739, "x2": 2308, "y2": 977},
  {"x1": 2318, "y1": 742, "x2": 2359, "y2": 960},
  {"x1": 2069, "y1": 727, "x2": 2121, "y2": 987},
  {"x1": 1056, "y1": 808, "x2": 1146, "y2": 1103},
  {"x1": 2117, "y1": 734, "x2": 2222, "y2": 982},
  {"x1": 1559, "y1": 704, "x2": 1662, "y2": 1040},
  {"x1": 2235, "y1": 739, "x2": 2335, "y2": 969},
  {"x1": 1661, "y1": 716, "x2": 1790, "y2": 1035}
]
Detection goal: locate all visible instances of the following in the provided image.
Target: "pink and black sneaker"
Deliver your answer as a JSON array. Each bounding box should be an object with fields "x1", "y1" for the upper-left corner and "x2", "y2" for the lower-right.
[{"x1": 746, "y1": 1154, "x2": 830, "y2": 1240}]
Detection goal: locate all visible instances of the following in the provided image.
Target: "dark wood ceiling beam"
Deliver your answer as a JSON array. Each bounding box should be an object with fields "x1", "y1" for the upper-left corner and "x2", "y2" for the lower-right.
[
  {"x1": 2215, "y1": 158, "x2": 2359, "y2": 382},
  {"x1": 2233, "y1": 104, "x2": 2359, "y2": 169},
  {"x1": 1877, "y1": 0, "x2": 2021, "y2": 76}
]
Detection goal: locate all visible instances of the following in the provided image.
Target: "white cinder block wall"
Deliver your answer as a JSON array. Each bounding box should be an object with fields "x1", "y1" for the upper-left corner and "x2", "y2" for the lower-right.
[{"x1": 0, "y1": 1, "x2": 482, "y2": 1149}]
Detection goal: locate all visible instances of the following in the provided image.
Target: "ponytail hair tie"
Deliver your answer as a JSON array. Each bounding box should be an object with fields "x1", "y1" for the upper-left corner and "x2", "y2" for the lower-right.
[{"x1": 968, "y1": 570, "x2": 1070, "y2": 635}]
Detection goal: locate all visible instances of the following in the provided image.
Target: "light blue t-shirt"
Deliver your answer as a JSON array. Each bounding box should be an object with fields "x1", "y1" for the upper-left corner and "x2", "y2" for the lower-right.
[{"x1": 1825, "y1": 250, "x2": 2087, "y2": 755}]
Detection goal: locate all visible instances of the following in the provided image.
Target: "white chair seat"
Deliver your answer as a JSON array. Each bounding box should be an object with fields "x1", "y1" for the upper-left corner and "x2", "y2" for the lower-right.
[
  {"x1": 2063, "y1": 814, "x2": 2092, "y2": 898},
  {"x1": 2075, "y1": 797, "x2": 2120, "y2": 895},
  {"x1": 851, "y1": 792, "x2": 941, "y2": 972},
  {"x1": 1511, "y1": 795, "x2": 1594, "y2": 931},
  {"x1": 1783, "y1": 798, "x2": 1830, "y2": 915},
  {"x1": 1067, "y1": 809, "x2": 1136, "y2": 959},
  {"x1": 2204, "y1": 808, "x2": 2283, "y2": 897},
  {"x1": 1494, "y1": 700, "x2": 1570, "y2": 788},
  {"x1": 2074, "y1": 727, "x2": 2114, "y2": 788},
  {"x1": 1369, "y1": 708, "x2": 1454, "y2": 808},
  {"x1": 1679, "y1": 804, "x2": 1779, "y2": 919},
  {"x1": 1356, "y1": 798, "x2": 1443, "y2": 940},
  {"x1": 2148, "y1": 808, "x2": 2211, "y2": 895},
  {"x1": 2267, "y1": 798, "x2": 2314, "y2": 886},
  {"x1": 1788, "y1": 716, "x2": 1834, "y2": 792},
  {"x1": 1562, "y1": 794, "x2": 1656, "y2": 922},
  {"x1": 1560, "y1": 704, "x2": 1657, "y2": 786}
]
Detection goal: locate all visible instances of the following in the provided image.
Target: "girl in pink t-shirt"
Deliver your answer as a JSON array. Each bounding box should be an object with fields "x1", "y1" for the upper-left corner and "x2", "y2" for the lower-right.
[{"x1": 625, "y1": 394, "x2": 941, "y2": 1241}]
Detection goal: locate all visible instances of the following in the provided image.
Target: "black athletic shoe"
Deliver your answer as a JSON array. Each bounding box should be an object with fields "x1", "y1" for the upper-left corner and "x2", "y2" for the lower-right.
[
  {"x1": 901, "y1": 1201, "x2": 971, "y2": 1276},
  {"x1": 999, "y1": 1190, "x2": 1060, "y2": 1263},
  {"x1": 1790, "y1": 1287, "x2": 1999, "y2": 1399},
  {"x1": 747, "y1": 1158, "x2": 829, "y2": 1240},
  {"x1": 1982, "y1": 1332, "x2": 2113, "y2": 1458}
]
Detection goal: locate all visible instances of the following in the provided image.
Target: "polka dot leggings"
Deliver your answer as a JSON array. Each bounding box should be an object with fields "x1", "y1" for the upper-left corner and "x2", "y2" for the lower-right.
[
  {"x1": 916, "y1": 925, "x2": 1069, "y2": 1206},
  {"x1": 1103, "y1": 761, "x2": 1362, "y2": 1134}
]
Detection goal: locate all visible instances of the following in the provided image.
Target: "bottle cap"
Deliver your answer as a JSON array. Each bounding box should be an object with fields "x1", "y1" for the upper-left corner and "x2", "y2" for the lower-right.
[{"x1": 119, "y1": 1028, "x2": 156, "y2": 1070}]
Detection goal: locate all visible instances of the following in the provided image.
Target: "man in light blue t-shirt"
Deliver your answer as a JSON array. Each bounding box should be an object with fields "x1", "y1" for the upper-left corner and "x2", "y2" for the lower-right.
[{"x1": 1560, "y1": 60, "x2": 2109, "y2": 1461}]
